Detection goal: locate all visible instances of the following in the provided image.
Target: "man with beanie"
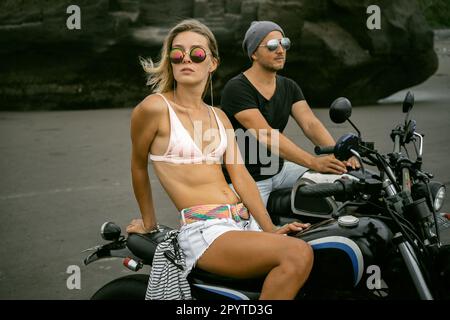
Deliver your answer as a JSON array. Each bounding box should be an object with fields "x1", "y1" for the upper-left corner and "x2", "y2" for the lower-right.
[{"x1": 221, "y1": 21, "x2": 358, "y2": 230}]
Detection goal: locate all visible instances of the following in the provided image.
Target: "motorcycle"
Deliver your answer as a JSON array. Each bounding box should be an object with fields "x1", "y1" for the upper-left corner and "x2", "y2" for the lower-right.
[{"x1": 83, "y1": 92, "x2": 450, "y2": 299}]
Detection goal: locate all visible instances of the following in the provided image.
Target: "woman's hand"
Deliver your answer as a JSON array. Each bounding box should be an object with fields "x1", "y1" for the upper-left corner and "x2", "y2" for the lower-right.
[
  {"x1": 343, "y1": 156, "x2": 360, "y2": 170},
  {"x1": 273, "y1": 222, "x2": 311, "y2": 235},
  {"x1": 126, "y1": 218, "x2": 156, "y2": 234}
]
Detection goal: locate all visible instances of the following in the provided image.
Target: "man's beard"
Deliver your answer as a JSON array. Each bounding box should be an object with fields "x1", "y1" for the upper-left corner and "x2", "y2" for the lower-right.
[{"x1": 260, "y1": 59, "x2": 285, "y2": 72}]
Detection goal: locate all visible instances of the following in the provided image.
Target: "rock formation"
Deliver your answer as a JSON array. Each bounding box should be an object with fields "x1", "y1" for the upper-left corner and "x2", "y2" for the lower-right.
[{"x1": 0, "y1": 0, "x2": 438, "y2": 110}]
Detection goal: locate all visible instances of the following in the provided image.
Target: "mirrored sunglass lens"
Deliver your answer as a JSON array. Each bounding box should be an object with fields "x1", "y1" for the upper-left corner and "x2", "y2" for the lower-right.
[
  {"x1": 170, "y1": 49, "x2": 184, "y2": 63},
  {"x1": 281, "y1": 38, "x2": 291, "y2": 50},
  {"x1": 190, "y1": 47, "x2": 207, "y2": 62},
  {"x1": 266, "y1": 39, "x2": 279, "y2": 51}
]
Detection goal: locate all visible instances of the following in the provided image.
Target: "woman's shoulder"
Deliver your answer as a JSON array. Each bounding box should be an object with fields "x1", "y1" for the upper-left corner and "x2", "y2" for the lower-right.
[
  {"x1": 212, "y1": 106, "x2": 232, "y2": 127},
  {"x1": 212, "y1": 106, "x2": 226, "y2": 117},
  {"x1": 132, "y1": 93, "x2": 168, "y2": 119}
]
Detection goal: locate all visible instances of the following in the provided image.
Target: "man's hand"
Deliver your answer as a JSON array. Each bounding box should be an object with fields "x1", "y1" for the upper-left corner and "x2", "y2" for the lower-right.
[
  {"x1": 343, "y1": 156, "x2": 360, "y2": 170},
  {"x1": 274, "y1": 222, "x2": 311, "y2": 235},
  {"x1": 312, "y1": 155, "x2": 347, "y2": 174}
]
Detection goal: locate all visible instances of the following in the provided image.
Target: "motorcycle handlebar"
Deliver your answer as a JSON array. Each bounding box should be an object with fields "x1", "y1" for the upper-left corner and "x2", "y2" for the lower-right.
[
  {"x1": 297, "y1": 181, "x2": 350, "y2": 198},
  {"x1": 314, "y1": 145, "x2": 335, "y2": 155}
]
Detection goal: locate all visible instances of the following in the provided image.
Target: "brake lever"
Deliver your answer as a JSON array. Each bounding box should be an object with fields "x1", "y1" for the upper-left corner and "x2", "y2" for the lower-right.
[
  {"x1": 82, "y1": 245, "x2": 102, "y2": 253},
  {"x1": 350, "y1": 149, "x2": 366, "y2": 178}
]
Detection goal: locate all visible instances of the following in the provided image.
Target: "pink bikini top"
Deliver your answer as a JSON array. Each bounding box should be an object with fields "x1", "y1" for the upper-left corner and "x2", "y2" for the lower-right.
[{"x1": 149, "y1": 93, "x2": 227, "y2": 164}]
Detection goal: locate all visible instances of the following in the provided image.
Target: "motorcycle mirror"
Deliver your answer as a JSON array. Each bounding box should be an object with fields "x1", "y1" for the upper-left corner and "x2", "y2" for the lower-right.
[
  {"x1": 101, "y1": 222, "x2": 121, "y2": 241},
  {"x1": 330, "y1": 97, "x2": 352, "y2": 124},
  {"x1": 402, "y1": 91, "x2": 414, "y2": 114},
  {"x1": 403, "y1": 91, "x2": 414, "y2": 125},
  {"x1": 330, "y1": 97, "x2": 361, "y2": 137}
]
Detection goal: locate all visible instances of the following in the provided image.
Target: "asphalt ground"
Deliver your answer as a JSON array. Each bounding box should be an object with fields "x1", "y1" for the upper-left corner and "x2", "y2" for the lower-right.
[{"x1": 0, "y1": 32, "x2": 449, "y2": 300}]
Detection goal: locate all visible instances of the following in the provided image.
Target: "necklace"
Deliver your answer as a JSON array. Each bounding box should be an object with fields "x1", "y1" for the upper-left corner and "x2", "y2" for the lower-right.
[{"x1": 173, "y1": 90, "x2": 213, "y2": 148}]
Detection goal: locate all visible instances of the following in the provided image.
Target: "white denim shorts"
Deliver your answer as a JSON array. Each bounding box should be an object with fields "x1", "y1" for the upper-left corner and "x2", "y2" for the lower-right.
[{"x1": 177, "y1": 218, "x2": 252, "y2": 277}]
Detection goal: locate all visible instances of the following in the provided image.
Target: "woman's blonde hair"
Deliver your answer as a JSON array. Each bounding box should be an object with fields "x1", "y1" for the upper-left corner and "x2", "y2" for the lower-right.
[{"x1": 140, "y1": 19, "x2": 220, "y2": 97}]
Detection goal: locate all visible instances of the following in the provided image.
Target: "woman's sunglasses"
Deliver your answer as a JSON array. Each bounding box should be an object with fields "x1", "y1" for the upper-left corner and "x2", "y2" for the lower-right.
[
  {"x1": 259, "y1": 37, "x2": 291, "y2": 51},
  {"x1": 169, "y1": 47, "x2": 209, "y2": 64}
]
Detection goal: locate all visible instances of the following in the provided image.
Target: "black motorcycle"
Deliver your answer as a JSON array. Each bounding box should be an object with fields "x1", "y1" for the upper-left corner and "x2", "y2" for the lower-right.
[{"x1": 84, "y1": 92, "x2": 450, "y2": 299}]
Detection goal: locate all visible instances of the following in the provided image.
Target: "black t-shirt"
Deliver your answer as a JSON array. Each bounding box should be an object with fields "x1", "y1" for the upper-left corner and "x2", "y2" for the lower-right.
[{"x1": 221, "y1": 73, "x2": 305, "y2": 182}]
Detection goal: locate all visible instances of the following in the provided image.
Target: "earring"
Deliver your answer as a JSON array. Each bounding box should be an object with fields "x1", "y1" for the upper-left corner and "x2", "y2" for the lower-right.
[
  {"x1": 209, "y1": 72, "x2": 214, "y2": 107},
  {"x1": 173, "y1": 80, "x2": 177, "y2": 101}
]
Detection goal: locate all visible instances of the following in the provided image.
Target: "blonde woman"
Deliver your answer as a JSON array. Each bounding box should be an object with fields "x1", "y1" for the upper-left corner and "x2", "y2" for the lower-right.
[{"x1": 126, "y1": 19, "x2": 313, "y2": 300}]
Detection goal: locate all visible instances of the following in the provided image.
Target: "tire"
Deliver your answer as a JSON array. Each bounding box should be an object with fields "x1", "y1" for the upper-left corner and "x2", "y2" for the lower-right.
[{"x1": 91, "y1": 274, "x2": 149, "y2": 300}]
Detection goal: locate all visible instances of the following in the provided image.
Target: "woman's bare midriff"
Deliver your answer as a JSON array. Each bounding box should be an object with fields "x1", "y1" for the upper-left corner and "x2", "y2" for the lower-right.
[{"x1": 152, "y1": 161, "x2": 240, "y2": 210}]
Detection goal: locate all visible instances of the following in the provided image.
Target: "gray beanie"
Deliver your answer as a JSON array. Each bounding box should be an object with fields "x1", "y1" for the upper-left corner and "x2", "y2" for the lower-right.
[{"x1": 242, "y1": 21, "x2": 285, "y2": 60}]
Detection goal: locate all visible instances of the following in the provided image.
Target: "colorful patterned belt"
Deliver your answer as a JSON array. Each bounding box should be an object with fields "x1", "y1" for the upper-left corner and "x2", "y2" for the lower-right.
[{"x1": 180, "y1": 203, "x2": 250, "y2": 225}]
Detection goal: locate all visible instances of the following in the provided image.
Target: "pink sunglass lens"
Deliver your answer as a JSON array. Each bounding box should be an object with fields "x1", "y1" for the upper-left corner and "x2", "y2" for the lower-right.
[
  {"x1": 170, "y1": 49, "x2": 184, "y2": 63},
  {"x1": 191, "y1": 48, "x2": 206, "y2": 62}
]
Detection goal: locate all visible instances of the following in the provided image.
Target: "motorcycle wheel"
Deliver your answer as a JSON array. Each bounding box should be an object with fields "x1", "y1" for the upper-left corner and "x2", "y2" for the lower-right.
[{"x1": 91, "y1": 274, "x2": 149, "y2": 300}]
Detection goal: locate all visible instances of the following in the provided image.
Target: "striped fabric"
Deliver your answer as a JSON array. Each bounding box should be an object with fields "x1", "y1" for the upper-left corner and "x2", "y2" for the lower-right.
[
  {"x1": 146, "y1": 203, "x2": 250, "y2": 299},
  {"x1": 181, "y1": 203, "x2": 249, "y2": 225},
  {"x1": 145, "y1": 230, "x2": 192, "y2": 300}
]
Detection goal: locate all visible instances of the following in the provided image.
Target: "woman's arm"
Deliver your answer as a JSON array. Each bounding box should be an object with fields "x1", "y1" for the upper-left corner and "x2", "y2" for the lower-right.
[
  {"x1": 127, "y1": 96, "x2": 163, "y2": 234},
  {"x1": 218, "y1": 109, "x2": 308, "y2": 234}
]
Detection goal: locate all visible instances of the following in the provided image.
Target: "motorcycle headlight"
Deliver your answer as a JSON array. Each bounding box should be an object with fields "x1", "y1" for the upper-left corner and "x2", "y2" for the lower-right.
[{"x1": 433, "y1": 185, "x2": 446, "y2": 212}]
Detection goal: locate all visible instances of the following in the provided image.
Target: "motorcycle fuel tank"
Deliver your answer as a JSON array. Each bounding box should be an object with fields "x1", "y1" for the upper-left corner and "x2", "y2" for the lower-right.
[{"x1": 296, "y1": 216, "x2": 393, "y2": 293}]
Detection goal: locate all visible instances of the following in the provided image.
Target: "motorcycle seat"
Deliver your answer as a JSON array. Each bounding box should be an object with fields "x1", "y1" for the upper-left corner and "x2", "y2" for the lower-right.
[
  {"x1": 126, "y1": 226, "x2": 172, "y2": 264},
  {"x1": 266, "y1": 187, "x2": 293, "y2": 217},
  {"x1": 127, "y1": 225, "x2": 265, "y2": 292}
]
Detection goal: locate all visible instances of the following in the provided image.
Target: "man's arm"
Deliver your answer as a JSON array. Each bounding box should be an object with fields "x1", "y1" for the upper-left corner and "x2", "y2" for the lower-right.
[
  {"x1": 291, "y1": 100, "x2": 335, "y2": 146},
  {"x1": 292, "y1": 100, "x2": 360, "y2": 169},
  {"x1": 234, "y1": 108, "x2": 347, "y2": 174}
]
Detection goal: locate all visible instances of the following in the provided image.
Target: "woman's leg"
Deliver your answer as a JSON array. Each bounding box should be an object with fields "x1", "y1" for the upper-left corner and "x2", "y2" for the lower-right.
[{"x1": 196, "y1": 231, "x2": 313, "y2": 300}]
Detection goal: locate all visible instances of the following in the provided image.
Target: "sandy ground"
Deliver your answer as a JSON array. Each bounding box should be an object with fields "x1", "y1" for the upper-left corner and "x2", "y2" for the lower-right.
[{"x1": 0, "y1": 31, "x2": 449, "y2": 299}]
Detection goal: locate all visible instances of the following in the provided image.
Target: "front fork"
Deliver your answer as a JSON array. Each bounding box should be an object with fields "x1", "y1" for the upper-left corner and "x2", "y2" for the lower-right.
[{"x1": 395, "y1": 233, "x2": 434, "y2": 300}]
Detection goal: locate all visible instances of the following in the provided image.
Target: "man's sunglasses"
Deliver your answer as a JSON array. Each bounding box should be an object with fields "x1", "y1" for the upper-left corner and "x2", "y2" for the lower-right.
[
  {"x1": 169, "y1": 46, "x2": 209, "y2": 64},
  {"x1": 259, "y1": 37, "x2": 291, "y2": 51}
]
